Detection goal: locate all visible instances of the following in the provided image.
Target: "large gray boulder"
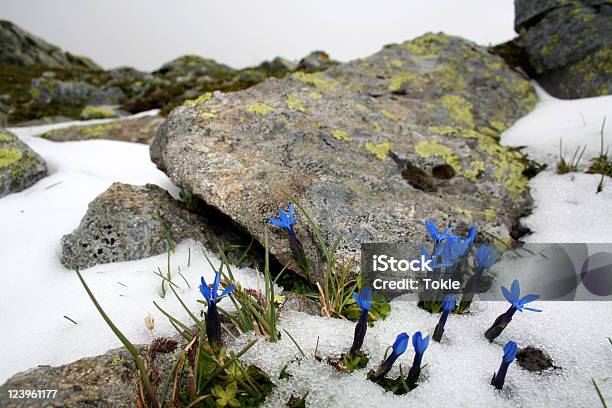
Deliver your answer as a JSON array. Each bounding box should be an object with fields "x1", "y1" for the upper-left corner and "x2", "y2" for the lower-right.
[
  {"x1": 61, "y1": 182, "x2": 249, "y2": 270},
  {"x1": 151, "y1": 33, "x2": 537, "y2": 284},
  {"x1": 0, "y1": 128, "x2": 47, "y2": 198},
  {"x1": 0, "y1": 20, "x2": 100, "y2": 69},
  {"x1": 514, "y1": 0, "x2": 612, "y2": 98}
]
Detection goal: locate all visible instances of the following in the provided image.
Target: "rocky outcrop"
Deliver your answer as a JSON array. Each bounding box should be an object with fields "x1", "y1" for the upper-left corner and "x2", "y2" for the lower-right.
[
  {"x1": 0, "y1": 20, "x2": 100, "y2": 70},
  {"x1": 513, "y1": 0, "x2": 611, "y2": 98},
  {"x1": 151, "y1": 33, "x2": 537, "y2": 284},
  {"x1": 39, "y1": 115, "x2": 164, "y2": 144},
  {"x1": 61, "y1": 182, "x2": 251, "y2": 270},
  {"x1": 0, "y1": 128, "x2": 47, "y2": 197}
]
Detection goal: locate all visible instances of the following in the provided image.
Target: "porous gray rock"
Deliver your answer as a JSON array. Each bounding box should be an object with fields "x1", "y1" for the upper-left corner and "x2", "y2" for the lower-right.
[
  {"x1": 0, "y1": 128, "x2": 47, "y2": 198},
  {"x1": 151, "y1": 33, "x2": 537, "y2": 284},
  {"x1": 296, "y1": 51, "x2": 339, "y2": 72},
  {"x1": 513, "y1": 0, "x2": 612, "y2": 98},
  {"x1": 60, "y1": 182, "x2": 247, "y2": 270}
]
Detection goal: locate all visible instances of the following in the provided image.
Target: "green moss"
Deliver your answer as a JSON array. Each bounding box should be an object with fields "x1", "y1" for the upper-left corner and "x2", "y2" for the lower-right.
[
  {"x1": 365, "y1": 142, "x2": 393, "y2": 160},
  {"x1": 380, "y1": 109, "x2": 398, "y2": 121},
  {"x1": 80, "y1": 105, "x2": 116, "y2": 119},
  {"x1": 440, "y1": 95, "x2": 474, "y2": 127},
  {"x1": 30, "y1": 86, "x2": 41, "y2": 100},
  {"x1": 292, "y1": 72, "x2": 337, "y2": 90},
  {"x1": 0, "y1": 147, "x2": 23, "y2": 168},
  {"x1": 40, "y1": 122, "x2": 122, "y2": 140},
  {"x1": 331, "y1": 130, "x2": 351, "y2": 141},
  {"x1": 183, "y1": 92, "x2": 212, "y2": 107},
  {"x1": 247, "y1": 103, "x2": 273, "y2": 115},
  {"x1": 414, "y1": 140, "x2": 461, "y2": 173},
  {"x1": 286, "y1": 93, "x2": 307, "y2": 112}
]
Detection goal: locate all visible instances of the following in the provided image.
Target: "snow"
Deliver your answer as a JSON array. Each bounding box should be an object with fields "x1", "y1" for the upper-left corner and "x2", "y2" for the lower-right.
[
  {"x1": 501, "y1": 85, "x2": 612, "y2": 243},
  {"x1": 0, "y1": 113, "x2": 275, "y2": 383},
  {"x1": 0, "y1": 88, "x2": 611, "y2": 407}
]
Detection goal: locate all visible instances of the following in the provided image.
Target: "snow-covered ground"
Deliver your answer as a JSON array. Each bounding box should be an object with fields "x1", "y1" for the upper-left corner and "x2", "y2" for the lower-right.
[
  {"x1": 1, "y1": 88, "x2": 611, "y2": 407},
  {"x1": 501, "y1": 85, "x2": 612, "y2": 242}
]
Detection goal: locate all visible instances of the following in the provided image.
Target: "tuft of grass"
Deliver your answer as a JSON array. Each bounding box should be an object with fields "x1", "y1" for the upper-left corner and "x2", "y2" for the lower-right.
[
  {"x1": 587, "y1": 118, "x2": 610, "y2": 193},
  {"x1": 557, "y1": 138, "x2": 586, "y2": 174}
]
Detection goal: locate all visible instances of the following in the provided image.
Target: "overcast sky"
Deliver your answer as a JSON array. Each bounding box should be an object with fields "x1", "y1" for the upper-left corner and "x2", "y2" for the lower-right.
[{"x1": 1, "y1": 0, "x2": 516, "y2": 72}]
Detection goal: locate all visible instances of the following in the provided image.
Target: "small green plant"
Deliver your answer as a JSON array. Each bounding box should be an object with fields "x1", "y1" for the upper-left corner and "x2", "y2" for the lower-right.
[
  {"x1": 587, "y1": 118, "x2": 610, "y2": 193},
  {"x1": 557, "y1": 138, "x2": 586, "y2": 174},
  {"x1": 211, "y1": 236, "x2": 281, "y2": 342}
]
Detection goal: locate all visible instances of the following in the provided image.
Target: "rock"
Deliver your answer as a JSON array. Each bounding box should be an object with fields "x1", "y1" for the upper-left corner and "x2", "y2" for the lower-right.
[
  {"x1": 79, "y1": 105, "x2": 120, "y2": 120},
  {"x1": 61, "y1": 182, "x2": 245, "y2": 270},
  {"x1": 0, "y1": 128, "x2": 47, "y2": 198},
  {"x1": 0, "y1": 20, "x2": 101, "y2": 70},
  {"x1": 154, "y1": 55, "x2": 235, "y2": 79},
  {"x1": 515, "y1": 346, "x2": 557, "y2": 372},
  {"x1": 296, "y1": 51, "x2": 339, "y2": 72},
  {"x1": 151, "y1": 33, "x2": 536, "y2": 284},
  {"x1": 0, "y1": 343, "x2": 179, "y2": 408},
  {"x1": 39, "y1": 115, "x2": 164, "y2": 144},
  {"x1": 281, "y1": 292, "x2": 321, "y2": 316},
  {"x1": 513, "y1": 0, "x2": 612, "y2": 98}
]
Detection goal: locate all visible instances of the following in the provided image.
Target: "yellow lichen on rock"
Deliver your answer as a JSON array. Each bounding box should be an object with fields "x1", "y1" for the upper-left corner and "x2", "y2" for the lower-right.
[
  {"x1": 247, "y1": 103, "x2": 273, "y2": 115},
  {"x1": 365, "y1": 142, "x2": 392, "y2": 160},
  {"x1": 331, "y1": 130, "x2": 351, "y2": 141},
  {"x1": 292, "y1": 72, "x2": 337, "y2": 90},
  {"x1": 183, "y1": 92, "x2": 212, "y2": 107},
  {"x1": 286, "y1": 93, "x2": 307, "y2": 112},
  {"x1": 440, "y1": 95, "x2": 474, "y2": 127},
  {"x1": 0, "y1": 147, "x2": 23, "y2": 168},
  {"x1": 414, "y1": 140, "x2": 462, "y2": 173}
]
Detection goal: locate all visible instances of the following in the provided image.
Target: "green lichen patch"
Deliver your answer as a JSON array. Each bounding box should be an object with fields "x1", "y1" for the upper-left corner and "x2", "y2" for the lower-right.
[
  {"x1": 440, "y1": 95, "x2": 474, "y2": 127},
  {"x1": 365, "y1": 142, "x2": 392, "y2": 160},
  {"x1": 247, "y1": 103, "x2": 273, "y2": 115},
  {"x1": 0, "y1": 147, "x2": 23, "y2": 168},
  {"x1": 0, "y1": 132, "x2": 14, "y2": 143},
  {"x1": 463, "y1": 160, "x2": 486, "y2": 180},
  {"x1": 80, "y1": 105, "x2": 117, "y2": 119},
  {"x1": 183, "y1": 92, "x2": 212, "y2": 107},
  {"x1": 308, "y1": 92, "x2": 322, "y2": 100},
  {"x1": 286, "y1": 93, "x2": 307, "y2": 112},
  {"x1": 414, "y1": 140, "x2": 461, "y2": 173},
  {"x1": 331, "y1": 130, "x2": 352, "y2": 141},
  {"x1": 388, "y1": 71, "x2": 426, "y2": 92},
  {"x1": 292, "y1": 72, "x2": 337, "y2": 90},
  {"x1": 401, "y1": 32, "x2": 450, "y2": 58},
  {"x1": 40, "y1": 121, "x2": 122, "y2": 140}
]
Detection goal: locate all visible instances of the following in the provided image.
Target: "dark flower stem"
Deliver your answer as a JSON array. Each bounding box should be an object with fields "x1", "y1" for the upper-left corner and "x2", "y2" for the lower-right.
[
  {"x1": 433, "y1": 310, "x2": 450, "y2": 342},
  {"x1": 491, "y1": 360, "x2": 511, "y2": 390},
  {"x1": 287, "y1": 227, "x2": 310, "y2": 275},
  {"x1": 205, "y1": 301, "x2": 221, "y2": 347},
  {"x1": 406, "y1": 353, "x2": 423, "y2": 385},
  {"x1": 370, "y1": 353, "x2": 400, "y2": 382},
  {"x1": 484, "y1": 306, "x2": 517, "y2": 342},
  {"x1": 349, "y1": 309, "x2": 368, "y2": 357}
]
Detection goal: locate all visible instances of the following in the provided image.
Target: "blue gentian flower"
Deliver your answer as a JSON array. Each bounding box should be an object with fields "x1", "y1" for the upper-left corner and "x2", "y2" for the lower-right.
[
  {"x1": 491, "y1": 340, "x2": 518, "y2": 390},
  {"x1": 433, "y1": 294, "x2": 455, "y2": 342},
  {"x1": 199, "y1": 271, "x2": 234, "y2": 347},
  {"x1": 407, "y1": 331, "x2": 430, "y2": 385},
  {"x1": 475, "y1": 245, "x2": 497, "y2": 271},
  {"x1": 440, "y1": 226, "x2": 477, "y2": 264},
  {"x1": 425, "y1": 219, "x2": 455, "y2": 245},
  {"x1": 502, "y1": 280, "x2": 542, "y2": 313},
  {"x1": 353, "y1": 287, "x2": 372, "y2": 312},
  {"x1": 268, "y1": 203, "x2": 310, "y2": 273},
  {"x1": 369, "y1": 333, "x2": 409, "y2": 382},
  {"x1": 199, "y1": 271, "x2": 235, "y2": 306},
  {"x1": 349, "y1": 288, "x2": 373, "y2": 357},
  {"x1": 485, "y1": 280, "x2": 542, "y2": 342}
]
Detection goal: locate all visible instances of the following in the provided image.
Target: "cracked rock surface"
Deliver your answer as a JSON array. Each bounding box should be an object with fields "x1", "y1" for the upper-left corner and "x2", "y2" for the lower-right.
[{"x1": 151, "y1": 33, "x2": 537, "y2": 283}]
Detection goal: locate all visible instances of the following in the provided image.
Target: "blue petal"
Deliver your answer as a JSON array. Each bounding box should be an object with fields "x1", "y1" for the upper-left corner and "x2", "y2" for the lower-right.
[
  {"x1": 503, "y1": 340, "x2": 518, "y2": 363},
  {"x1": 278, "y1": 210, "x2": 289, "y2": 226},
  {"x1": 220, "y1": 285, "x2": 235, "y2": 298},
  {"x1": 442, "y1": 294, "x2": 456, "y2": 312},
  {"x1": 413, "y1": 331, "x2": 429, "y2": 354},
  {"x1": 199, "y1": 276, "x2": 211, "y2": 302},
  {"x1": 352, "y1": 291, "x2": 361, "y2": 307},
  {"x1": 510, "y1": 280, "x2": 520, "y2": 301},
  {"x1": 501, "y1": 285, "x2": 513, "y2": 304},
  {"x1": 523, "y1": 306, "x2": 543, "y2": 312},
  {"x1": 392, "y1": 333, "x2": 409, "y2": 355},
  {"x1": 425, "y1": 219, "x2": 440, "y2": 241},
  {"x1": 268, "y1": 217, "x2": 286, "y2": 229},
  {"x1": 519, "y1": 294, "x2": 540, "y2": 305},
  {"x1": 212, "y1": 271, "x2": 220, "y2": 301}
]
